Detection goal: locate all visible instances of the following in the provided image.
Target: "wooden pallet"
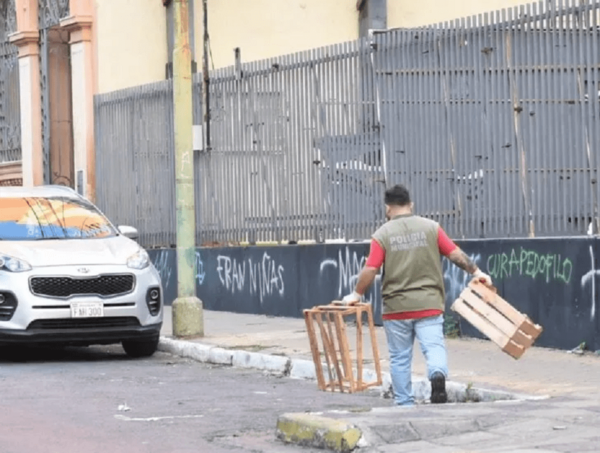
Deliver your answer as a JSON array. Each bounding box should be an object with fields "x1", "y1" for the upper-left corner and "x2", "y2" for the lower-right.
[
  {"x1": 303, "y1": 302, "x2": 382, "y2": 393},
  {"x1": 451, "y1": 280, "x2": 543, "y2": 359}
]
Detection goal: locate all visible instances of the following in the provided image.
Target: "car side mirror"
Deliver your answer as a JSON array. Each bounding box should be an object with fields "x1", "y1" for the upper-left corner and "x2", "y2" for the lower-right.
[{"x1": 118, "y1": 225, "x2": 139, "y2": 240}]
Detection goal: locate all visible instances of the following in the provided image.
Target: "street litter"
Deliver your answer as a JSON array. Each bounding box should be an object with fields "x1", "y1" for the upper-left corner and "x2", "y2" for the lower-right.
[{"x1": 567, "y1": 343, "x2": 586, "y2": 355}]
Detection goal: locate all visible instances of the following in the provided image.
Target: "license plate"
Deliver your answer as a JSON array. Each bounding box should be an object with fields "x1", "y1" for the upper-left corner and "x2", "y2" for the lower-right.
[{"x1": 71, "y1": 302, "x2": 104, "y2": 318}]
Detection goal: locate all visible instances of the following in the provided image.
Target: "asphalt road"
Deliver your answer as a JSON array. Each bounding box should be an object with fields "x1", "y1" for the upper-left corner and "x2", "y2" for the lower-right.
[{"x1": 0, "y1": 345, "x2": 388, "y2": 453}]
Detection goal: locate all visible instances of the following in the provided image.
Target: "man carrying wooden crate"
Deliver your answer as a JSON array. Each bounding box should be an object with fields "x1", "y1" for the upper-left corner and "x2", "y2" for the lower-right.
[{"x1": 342, "y1": 184, "x2": 492, "y2": 407}]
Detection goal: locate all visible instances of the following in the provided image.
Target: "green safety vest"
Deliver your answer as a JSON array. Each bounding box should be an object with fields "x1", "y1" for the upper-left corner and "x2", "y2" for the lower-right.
[{"x1": 372, "y1": 214, "x2": 446, "y2": 315}]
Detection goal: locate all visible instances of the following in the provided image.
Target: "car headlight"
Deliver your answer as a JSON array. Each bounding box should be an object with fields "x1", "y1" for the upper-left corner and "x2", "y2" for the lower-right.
[
  {"x1": 127, "y1": 249, "x2": 150, "y2": 270},
  {"x1": 0, "y1": 254, "x2": 32, "y2": 272}
]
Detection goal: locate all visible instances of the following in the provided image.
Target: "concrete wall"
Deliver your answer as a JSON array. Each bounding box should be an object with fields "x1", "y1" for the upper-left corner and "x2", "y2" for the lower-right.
[
  {"x1": 149, "y1": 237, "x2": 600, "y2": 352},
  {"x1": 94, "y1": 0, "x2": 167, "y2": 94},
  {"x1": 193, "y1": 0, "x2": 359, "y2": 70},
  {"x1": 91, "y1": 0, "x2": 539, "y2": 92},
  {"x1": 192, "y1": 0, "x2": 539, "y2": 69}
]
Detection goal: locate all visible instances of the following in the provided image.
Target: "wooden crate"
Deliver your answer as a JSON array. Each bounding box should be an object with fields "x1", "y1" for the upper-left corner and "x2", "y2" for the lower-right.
[
  {"x1": 451, "y1": 280, "x2": 543, "y2": 359},
  {"x1": 303, "y1": 302, "x2": 382, "y2": 393}
]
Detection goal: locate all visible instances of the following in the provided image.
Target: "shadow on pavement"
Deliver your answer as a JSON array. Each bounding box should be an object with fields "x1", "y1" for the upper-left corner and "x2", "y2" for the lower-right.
[{"x1": 0, "y1": 344, "x2": 132, "y2": 363}]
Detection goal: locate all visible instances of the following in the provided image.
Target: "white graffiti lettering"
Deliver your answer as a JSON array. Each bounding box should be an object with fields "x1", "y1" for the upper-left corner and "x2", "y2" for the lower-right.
[
  {"x1": 153, "y1": 250, "x2": 173, "y2": 285},
  {"x1": 580, "y1": 246, "x2": 600, "y2": 320},
  {"x1": 196, "y1": 251, "x2": 206, "y2": 286},
  {"x1": 319, "y1": 247, "x2": 381, "y2": 304},
  {"x1": 216, "y1": 252, "x2": 285, "y2": 303}
]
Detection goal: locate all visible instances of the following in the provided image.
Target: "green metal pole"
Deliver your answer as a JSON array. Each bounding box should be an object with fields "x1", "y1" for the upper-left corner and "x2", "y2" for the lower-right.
[{"x1": 172, "y1": 0, "x2": 204, "y2": 338}]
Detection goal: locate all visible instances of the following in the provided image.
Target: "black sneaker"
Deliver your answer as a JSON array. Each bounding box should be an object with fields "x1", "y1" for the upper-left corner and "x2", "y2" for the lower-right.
[{"x1": 430, "y1": 372, "x2": 448, "y2": 404}]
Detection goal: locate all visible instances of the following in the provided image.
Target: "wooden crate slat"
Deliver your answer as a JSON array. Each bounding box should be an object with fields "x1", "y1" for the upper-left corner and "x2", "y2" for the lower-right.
[
  {"x1": 315, "y1": 312, "x2": 337, "y2": 386},
  {"x1": 451, "y1": 298, "x2": 510, "y2": 348},
  {"x1": 470, "y1": 281, "x2": 543, "y2": 342},
  {"x1": 334, "y1": 312, "x2": 355, "y2": 388},
  {"x1": 518, "y1": 317, "x2": 544, "y2": 339},
  {"x1": 356, "y1": 307, "x2": 364, "y2": 388},
  {"x1": 325, "y1": 312, "x2": 346, "y2": 391},
  {"x1": 511, "y1": 329, "x2": 535, "y2": 349},
  {"x1": 470, "y1": 281, "x2": 527, "y2": 326},
  {"x1": 502, "y1": 339, "x2": 526, "y2": 359},
  {"x1": 367, "y1": 304, "x2": 383, "y2": 382},
  {"x1": 304, "y1": 311, "x2": 327, "y2": 391},
  {"x1": 460, "y1": 289, "x2": 520, "y2": 340}
]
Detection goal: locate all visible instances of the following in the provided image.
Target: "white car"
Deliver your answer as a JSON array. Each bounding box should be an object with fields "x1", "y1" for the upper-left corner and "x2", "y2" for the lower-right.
[{"x1": 0, "y1": 185, "x2": 163, "y2": 357}]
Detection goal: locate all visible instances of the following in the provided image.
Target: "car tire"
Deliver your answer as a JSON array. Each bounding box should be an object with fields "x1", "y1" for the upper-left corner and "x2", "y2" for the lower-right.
[{"x1": 122, "y1": 337, "x2": 159, "y2": 358}]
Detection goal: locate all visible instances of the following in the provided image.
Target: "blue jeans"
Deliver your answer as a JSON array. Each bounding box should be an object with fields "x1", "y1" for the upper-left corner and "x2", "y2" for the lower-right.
[{"x1": 383, "y1": 315, "x2": 448, "y2": 406}]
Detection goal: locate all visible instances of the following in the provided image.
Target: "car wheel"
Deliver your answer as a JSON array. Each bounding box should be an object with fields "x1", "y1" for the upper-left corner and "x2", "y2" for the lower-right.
[{"x1": 122, "y1": 337, "x2": 159, "y2": 358}]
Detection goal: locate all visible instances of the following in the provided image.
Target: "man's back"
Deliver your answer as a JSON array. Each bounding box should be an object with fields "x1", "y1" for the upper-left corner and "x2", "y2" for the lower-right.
[{"x1": 373, "y1": 214, "x2": 445, "y2": 315}]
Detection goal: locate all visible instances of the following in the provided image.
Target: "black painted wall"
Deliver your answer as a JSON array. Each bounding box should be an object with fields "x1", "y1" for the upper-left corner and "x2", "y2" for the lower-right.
[{"x1": 149, "y1": 237, "x2": 600, "y2": 351}]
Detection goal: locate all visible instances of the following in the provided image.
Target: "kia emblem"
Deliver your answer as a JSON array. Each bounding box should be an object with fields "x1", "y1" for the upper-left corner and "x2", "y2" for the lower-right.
[{"x1": 77, "y1": 268, "x2": 90, "y2": 274}]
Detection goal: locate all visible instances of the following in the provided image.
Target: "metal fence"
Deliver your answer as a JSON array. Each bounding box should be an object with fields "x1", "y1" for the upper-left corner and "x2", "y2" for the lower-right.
[
  {"x1": 198, "y1": 39, "x2": 383, "y2": 244},
  {"x1": 95, "y1": 0, "x2": 600, "y2": 248},
  {"x1": 95, "y1": 82, "x2": 178, "y2": 247},
  {"x1": 372, "y1": 1, "x2": 600, "y2": 239}
]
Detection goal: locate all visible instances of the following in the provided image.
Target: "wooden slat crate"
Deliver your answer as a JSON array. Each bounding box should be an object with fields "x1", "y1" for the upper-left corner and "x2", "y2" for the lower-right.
[
  {"x1": 303, "y1": 302, "x2": 382, "y2": 393},
  {"x1": 451, "y1": 280, "x2": 543, "y2": 359}
]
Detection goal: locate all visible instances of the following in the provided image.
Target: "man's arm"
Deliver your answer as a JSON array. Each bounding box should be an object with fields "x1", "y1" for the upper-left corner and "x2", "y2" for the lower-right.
[
  {"x1": 438, "y1": 226, "x2": 492, "y2": 285},
  {"x1": 342, "y1": 265, "x2": 379, "y2": 303},
  {"x1": 342, "y1": 239, "x2": 383, "y2": 303},
  {"x1": 447, "y1": 247, "x2": 492, "y2": 284},
  {"x1": 355, "y1": 266, "x2": 379, "y2": 296},
  {"x1": 446, "y1": 248, "x2": 479, "y2": 273}
]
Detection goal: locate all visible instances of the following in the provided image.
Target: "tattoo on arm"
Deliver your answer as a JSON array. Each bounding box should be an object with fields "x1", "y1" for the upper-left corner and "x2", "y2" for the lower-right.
[{"x1": 448, "y1": 249, "x2": 478, "y2": 274}]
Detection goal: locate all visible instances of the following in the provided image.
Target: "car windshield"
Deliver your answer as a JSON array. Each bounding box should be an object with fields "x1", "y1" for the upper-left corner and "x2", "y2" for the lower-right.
[{"x1": 0, "y1": 196, "x2": 117, "y2": 241}]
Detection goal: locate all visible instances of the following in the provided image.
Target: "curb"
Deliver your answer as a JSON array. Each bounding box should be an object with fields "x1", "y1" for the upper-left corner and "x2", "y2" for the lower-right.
[
  {"x1": 159, "y1": 337, "x2": 290, "y2": 374},
  {"x1": 158, "y1": 336, "x2": 546, "y2": 403},
  {"x1": 276, "y1": 413, "x2": 362, "y2": 453}
]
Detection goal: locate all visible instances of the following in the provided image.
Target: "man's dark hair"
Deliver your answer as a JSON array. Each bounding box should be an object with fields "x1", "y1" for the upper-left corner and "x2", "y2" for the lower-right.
[{"x1": 384, "y1": 184, "x2": 411, "y2": 206}]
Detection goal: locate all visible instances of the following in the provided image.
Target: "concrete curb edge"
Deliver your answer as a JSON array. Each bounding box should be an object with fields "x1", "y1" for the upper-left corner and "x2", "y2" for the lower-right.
[
  {"x1": 158, "y1": 336, "x2": 547, "y2": 403},
  {"x1": 276, "y1": 412, "x2": 363, "y2": 453}
]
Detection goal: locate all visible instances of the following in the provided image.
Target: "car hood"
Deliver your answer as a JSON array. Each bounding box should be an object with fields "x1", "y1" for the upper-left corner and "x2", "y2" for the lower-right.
[{"x1": 0, "y1": 236, "x2": 142, "y2": 267}]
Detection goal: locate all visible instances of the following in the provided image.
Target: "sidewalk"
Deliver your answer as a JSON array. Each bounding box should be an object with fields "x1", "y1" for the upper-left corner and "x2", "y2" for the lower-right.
[
  {"x1": 160, "y1": 306, "x2": 600, "y2": 398},
  {"x1": 159, "y1": 307, "x2": 600, "y2": 452}
]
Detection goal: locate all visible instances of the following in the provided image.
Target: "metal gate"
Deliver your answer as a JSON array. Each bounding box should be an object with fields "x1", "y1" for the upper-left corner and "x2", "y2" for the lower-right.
[
  {"x1": 0, "y1": 0, "x2": 21, "y2": 174},
  {"x1": 39, "y1": 0, "x2": 73, "y2": 186}
]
